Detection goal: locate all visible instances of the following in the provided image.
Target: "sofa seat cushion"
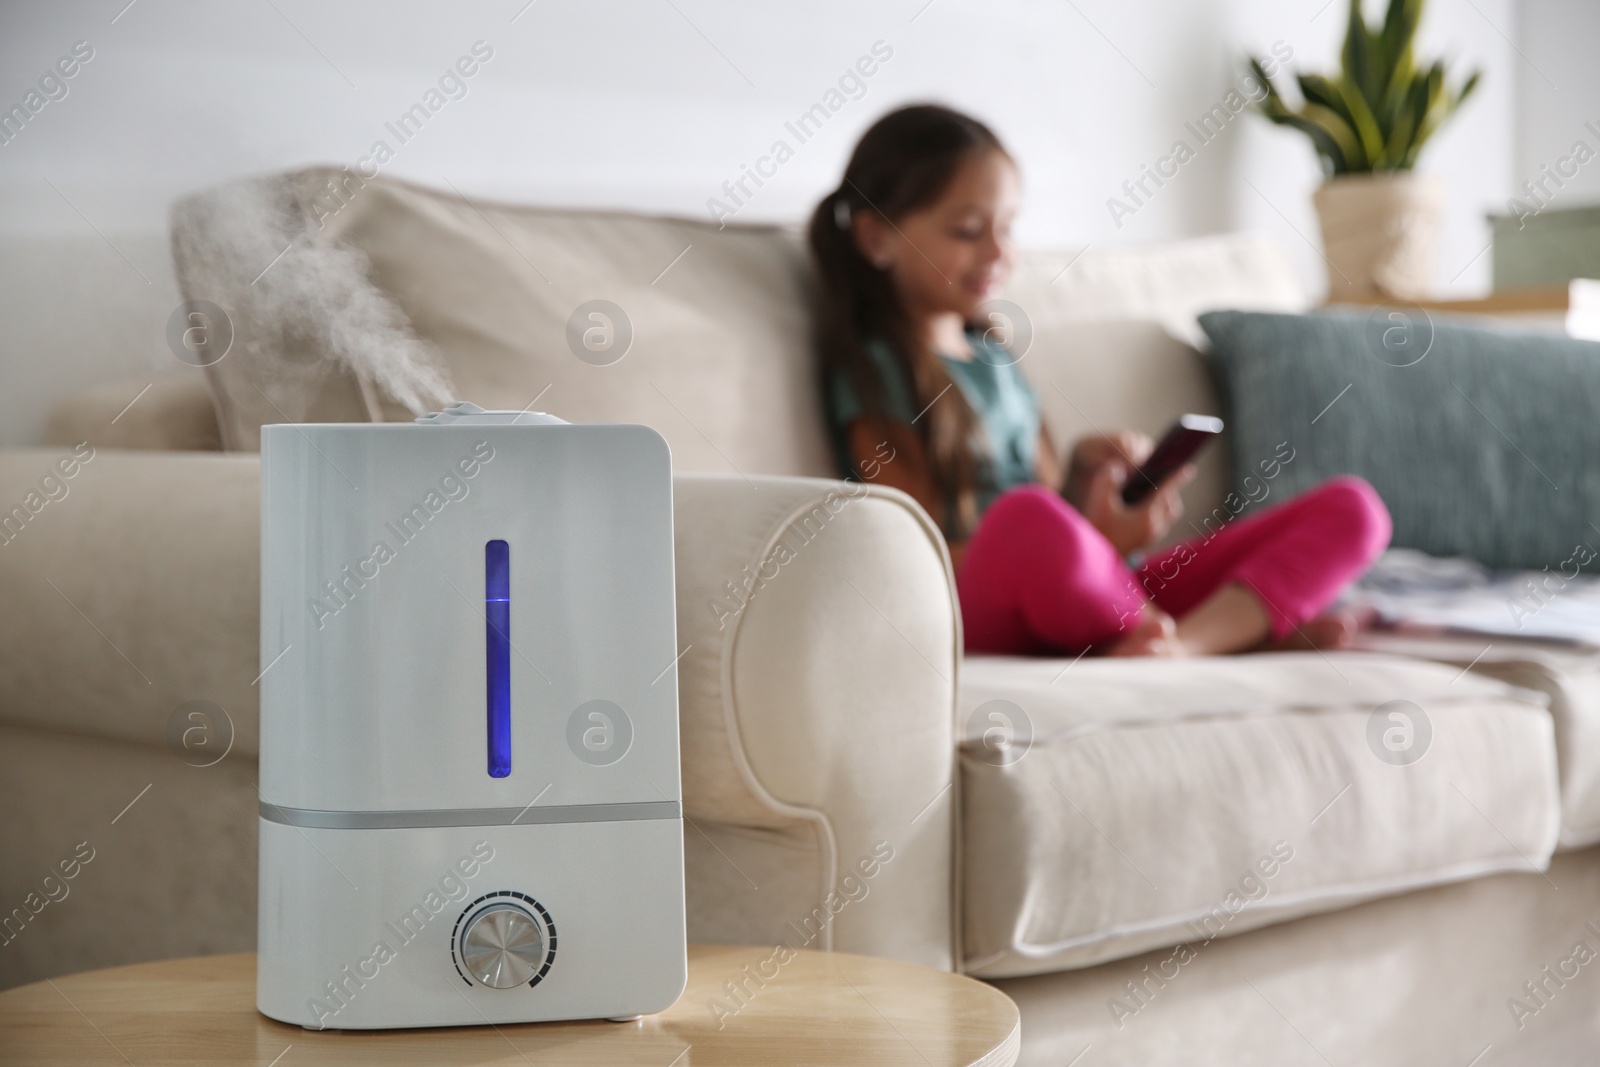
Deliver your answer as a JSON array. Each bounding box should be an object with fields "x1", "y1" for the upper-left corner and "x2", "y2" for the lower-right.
[
  {"x1": 1358, "y1": 632, "x2": 1600, "y2": 849},
  {"x1": 958, "y1": 651, "x2": 1561, "y2": 978}
]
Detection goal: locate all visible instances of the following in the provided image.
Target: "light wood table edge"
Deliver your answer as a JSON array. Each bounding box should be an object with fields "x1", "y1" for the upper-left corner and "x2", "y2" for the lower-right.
[{"x1": 0, "y1": 944, "x2": 1021, "y2": 1067}]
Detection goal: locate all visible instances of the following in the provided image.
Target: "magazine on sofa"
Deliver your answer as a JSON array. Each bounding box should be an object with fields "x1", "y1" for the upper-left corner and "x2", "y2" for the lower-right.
[{"x1": 1344, "y1": 548, "x2": 1600, "y2": 648}]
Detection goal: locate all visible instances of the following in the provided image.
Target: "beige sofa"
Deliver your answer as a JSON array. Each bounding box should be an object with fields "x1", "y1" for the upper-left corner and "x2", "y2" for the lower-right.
[{"x1": 5, "y1": 168, "x2": 1598, "y2": 1063}]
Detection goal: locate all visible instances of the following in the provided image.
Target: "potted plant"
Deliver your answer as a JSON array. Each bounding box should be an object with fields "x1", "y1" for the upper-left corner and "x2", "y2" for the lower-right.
[{"x1": 1251, "y1": 0, "x2": 1480, "y2": 300}]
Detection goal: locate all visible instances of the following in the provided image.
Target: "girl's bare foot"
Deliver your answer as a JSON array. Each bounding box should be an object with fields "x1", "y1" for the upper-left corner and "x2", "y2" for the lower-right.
[
  {"x1": 1261, "y1": 609, "x2": 1359, "y2": 652},
  {"x1": 1104, "y1": 608, "x2": 1185, "y2": 657}
]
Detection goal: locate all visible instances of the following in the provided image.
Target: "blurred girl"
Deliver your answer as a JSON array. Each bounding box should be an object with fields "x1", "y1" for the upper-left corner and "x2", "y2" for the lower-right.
[{"x1": 808, "y1": 103, "x2": 1389, "y2": 656}]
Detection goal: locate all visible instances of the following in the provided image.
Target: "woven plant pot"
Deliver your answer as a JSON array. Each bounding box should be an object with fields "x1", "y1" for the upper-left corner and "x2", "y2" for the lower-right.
[{"x1": 1313, "y1": 172, "x2": 1445, "y2": 300}]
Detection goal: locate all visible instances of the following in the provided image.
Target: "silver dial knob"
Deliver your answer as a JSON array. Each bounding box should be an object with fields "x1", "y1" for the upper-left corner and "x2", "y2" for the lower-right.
[{"x1": 459, "y1": 903, "x2": 544, "y2": 988}]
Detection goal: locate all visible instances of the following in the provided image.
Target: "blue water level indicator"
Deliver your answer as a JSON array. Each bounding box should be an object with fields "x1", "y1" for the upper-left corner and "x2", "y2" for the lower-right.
[{"x1": 485, "y1": 539, "x2": 511, "y2": 778}]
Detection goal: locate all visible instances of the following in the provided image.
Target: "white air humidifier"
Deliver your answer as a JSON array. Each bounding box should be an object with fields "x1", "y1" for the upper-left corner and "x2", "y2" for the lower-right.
[{"x1": 256, "y1": 403, "x2": 686, "y2": 1030}]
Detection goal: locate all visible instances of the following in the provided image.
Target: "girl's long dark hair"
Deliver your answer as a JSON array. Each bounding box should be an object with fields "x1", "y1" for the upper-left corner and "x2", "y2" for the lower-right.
[{"x1": 807, "y1": 103, "x2": 1008, "y2": 540}]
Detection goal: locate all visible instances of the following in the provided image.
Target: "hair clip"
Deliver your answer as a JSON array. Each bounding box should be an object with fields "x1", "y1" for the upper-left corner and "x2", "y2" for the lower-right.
[{"x1": 833, "y1": 197, "x2": 851, "y2": 230}]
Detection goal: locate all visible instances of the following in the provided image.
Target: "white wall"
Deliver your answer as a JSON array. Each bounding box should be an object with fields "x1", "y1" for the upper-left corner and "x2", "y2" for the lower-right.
[
  {"x1": 0, "y1": 0, "x2": 1528, "y2": 446},
  {"x1": 1512, "y1": 0, "x2": 1600, "y2": 214}
]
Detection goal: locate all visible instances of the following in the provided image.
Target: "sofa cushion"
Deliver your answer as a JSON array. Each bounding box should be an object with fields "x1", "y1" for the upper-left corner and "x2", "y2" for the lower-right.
[
  {"x1": 958, "y1": 651, "x2": 1561, "y2": 977},
  {"x1": 172, "y1": 167, "x2": 838, "y2": 474},
  {"x1": 1199, "y1": 309, "x2": 1600, "y2": 571},
  {"x1": 169, "y1": 171, "x2": 453, "y2": 451},
  {"x1": 1006, "y1": 232, "x2": 1308, "y2": 348},
  {"x1": 318, "y1": 172, "x2": 842, "y2": 478},
  {"x1": 1012, "y1": 319, "x2": 1232, "y2": 537},
  {"x1": 1357, "y1": 631, "x2": 1600, "y2": 850}
]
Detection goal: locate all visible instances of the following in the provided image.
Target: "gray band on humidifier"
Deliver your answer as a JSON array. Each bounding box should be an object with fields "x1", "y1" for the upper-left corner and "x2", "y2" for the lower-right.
[{"x1": 260, "y1": 800, "x2": 682, "y2": 829}]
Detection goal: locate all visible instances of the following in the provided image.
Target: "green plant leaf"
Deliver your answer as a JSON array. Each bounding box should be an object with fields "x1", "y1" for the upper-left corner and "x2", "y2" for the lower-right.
[
  {"x1": 1377, "y1": 1, "x2": 1419, "y2": 136},
  {"x1": 1291, "y1": 103, "x2": 1364, "y2": 175},
  {"x1": 1403, "y1": 66, "x2": 1480, "y2": 168},
  {"x1": 1298, "y1": 71, "x2": 1365, "y2": 147},
  {"x1": 1379, "y1": 0, "x2": 1421, "y2": 88},
  {"x1": 1249, "y1": 57, "x2": 1285, "y2": 107},
  {"x1": 1367, "y1": 28, "x2": 1392, "y2": 102},
  {"x1": 1274, "y1": 120, "x2": 1348, "y2": 176},
  {"x1": 1249, "y1": 0, "x2": 1470, "y2": 174},
  {"x1": 1255, "y1": 93, "x2": 1350, "y2": 175},
  {"x1": 1403, "y1": 63, "x2": 1448, "y2": 168},
  {"x1": 1341, "y1": 1, "x2": 1376, "y2": 108},
  {"x1": 1381, "y1": 90, "x2": 1420, "y2": 166},
  {"x1": 1376, "y1": 58, "x2": 1414, "y2": 135},
  {"x1": 1332, "y1": 76, "x2": 1385, "y2": 168},
  {"x1": 1297, "y1": 73, "x2": 1345, "y2": 114}
]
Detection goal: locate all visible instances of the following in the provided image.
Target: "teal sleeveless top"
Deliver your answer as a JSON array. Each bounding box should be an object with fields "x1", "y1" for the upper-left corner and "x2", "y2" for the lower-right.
[{"x1": 825, "y1": 329, "x2": 1041, "y2": 535}]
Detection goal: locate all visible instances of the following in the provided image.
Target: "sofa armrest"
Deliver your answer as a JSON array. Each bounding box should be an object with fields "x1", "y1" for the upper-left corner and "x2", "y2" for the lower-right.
[
  {"x1": 672, "y1": 475, "x2": 961, "y2": 970},
  {"x1": 42, "y1": 370, "x2": 222, "y2": 452},
  {"x1": 0, "y1": 452, "x2": 961, "y2": 971}
]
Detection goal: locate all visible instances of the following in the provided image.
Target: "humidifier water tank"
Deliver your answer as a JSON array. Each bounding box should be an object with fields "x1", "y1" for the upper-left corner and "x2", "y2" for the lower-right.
[{"x1": 255, "y1": 403, "x2": 686, "y2": 1029}]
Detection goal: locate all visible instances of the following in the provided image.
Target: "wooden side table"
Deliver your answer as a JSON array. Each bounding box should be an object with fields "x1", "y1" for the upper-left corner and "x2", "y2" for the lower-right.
[
  {"x1": 1324, "y1": 279, "x2": 1600, "y2": 340},
  {"x1": 0, "y1": 944, "x2": 1020, "y2": 1066}
]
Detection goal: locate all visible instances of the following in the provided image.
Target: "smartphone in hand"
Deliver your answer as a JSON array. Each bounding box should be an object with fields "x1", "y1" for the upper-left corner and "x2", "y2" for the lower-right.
[{"x1": 1120, "y1": 414, "x2": 1223, "y2": 505}]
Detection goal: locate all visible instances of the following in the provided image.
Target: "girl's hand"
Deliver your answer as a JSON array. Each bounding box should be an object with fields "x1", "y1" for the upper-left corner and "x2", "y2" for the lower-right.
[
  {"x1": 1072, "y1": 431, "x2": 1154, "y2": 473},
  {"x1": 1082, "y1": 460, "x2": 1196, "y2": 557},
  {"x1": 1061, "y1": 431, "x2": 1153, "y2": 508}
]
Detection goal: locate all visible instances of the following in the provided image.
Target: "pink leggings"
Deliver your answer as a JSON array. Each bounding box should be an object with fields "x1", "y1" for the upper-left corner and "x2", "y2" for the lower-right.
[{"x1": 957, "y1": 476, "x2": 1392, "y2": 655}]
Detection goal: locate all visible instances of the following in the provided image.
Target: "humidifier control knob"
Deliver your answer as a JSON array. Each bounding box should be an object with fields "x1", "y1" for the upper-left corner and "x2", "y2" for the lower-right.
[{"x1": 459, "y1": 903, "x2": 544, "y2": 989}]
